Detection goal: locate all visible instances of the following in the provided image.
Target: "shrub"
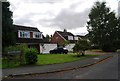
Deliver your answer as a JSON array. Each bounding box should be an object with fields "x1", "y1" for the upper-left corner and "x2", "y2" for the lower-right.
[
  {"x1": 4, "y1": 45, "x2": 20, "y2": 53},
  {"x1": 114, "y1": 40, "x2": 120, "y2": 49},
  {"x1": 90, "y1": 45, "x2": 99, "y2": 49},
  {"x1": 3, "y1": 44, "x2": 38, "y2": 66},
  {"x1": 25, "y1": 48, "x2": 38, "y2": 64},
  {"x1": 73, "y1": 39, "x2": 90, "y2": 56},
  {"x1": 3, "y1": 45, "x2": 22, "y2": 67},
  {"x1": 17, "y1": 44, "x2": 29, "y2": 64},
  {"x1": 3, "y1": 44, "x2": 29, "y2": 65},
  {"x1": 3, "y1": 45, "x2": 21, "y2": 58},
  {"x1": 101, "y1": 44, "x2": 117, "y2": 52}
]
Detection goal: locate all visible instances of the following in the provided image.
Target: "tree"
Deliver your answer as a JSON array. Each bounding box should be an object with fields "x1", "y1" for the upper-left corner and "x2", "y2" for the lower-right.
[
  {"x1": 87, "y1": 1, "x2": 118, "y2": 52},
  {"x1": 118, "y1": 17, "x2": 120, "y2": 38},
  {"x1": 45, "y1": 34, "x2": 50, "y2": 42},
  {"x1": 115, "y1": 17, "x2": 120, "y2": 49},
  {"x1": 73, "y1": 39, "x2": 90, "y2": 56},
  {"x1": 63, "y1": 40, "x2": 70, "y2": 47},
  {"x1": 2, "y1": 2, "x2": 15, "y2": 51}
]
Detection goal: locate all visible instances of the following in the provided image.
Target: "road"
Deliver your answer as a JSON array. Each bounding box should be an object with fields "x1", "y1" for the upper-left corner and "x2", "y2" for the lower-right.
[{"x1": 11, "y1": 53, "x2": 119, "y2": 79}]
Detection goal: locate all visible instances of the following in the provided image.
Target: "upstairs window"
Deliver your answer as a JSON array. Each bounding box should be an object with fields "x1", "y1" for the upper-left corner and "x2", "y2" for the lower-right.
[
  {"x1": 18, "y1": 31, "x2": 30, "y2": 38},
  {"x1": 74, "y1": 37, "x2": 78, "y2": 40},
  {"x1": 33, "y1": 32, "x2": 42, "y2": 39},
  {"x1": 68, "y1": 36, "x2": 73, "y2": 40}
]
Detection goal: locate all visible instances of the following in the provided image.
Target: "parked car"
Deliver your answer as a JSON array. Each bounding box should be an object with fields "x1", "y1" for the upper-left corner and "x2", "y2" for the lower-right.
[{"x1": 49, "y1": 47, "x2": 68, "y2": 54}]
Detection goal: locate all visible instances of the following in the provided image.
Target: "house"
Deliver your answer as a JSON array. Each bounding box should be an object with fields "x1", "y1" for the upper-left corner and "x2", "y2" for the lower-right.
[
  {"x1": 14, "y1": 25, "x2": 43, "y2": 53},
  {"x1": 50, "y1": 29, "x2": 80, "y2": 51},
  {"x1": 50, "y1": 29, "x2": 79, "y2": 46},
  {"x1": 14, "y1": 25, "x2": 57, "y2": 54}
]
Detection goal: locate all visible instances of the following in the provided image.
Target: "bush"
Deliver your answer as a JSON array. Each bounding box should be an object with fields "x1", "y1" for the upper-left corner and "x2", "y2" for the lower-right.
[
  {"x1": 25, "y1": 48, "x2": 38, "y2": 64},
  {"x1": 73, "y1": 39, "x2": 90, "y2": 56},
  {"x1": 90, "y1": 45, "x2": 99, "y2": 49},
  {"x1": 3, "y1": 45, "x2": 21, "y2": 58},
  {"x1": 4, "y1": 45, "x2": 20, "y2": 53},
  {"x1": 3, "y1": 44, "x2": 38, "y2": 66},
  {"x1": 3, "y1": 44, "x2": 29, "y2": 65},
  {"x1": 17, "y1": 44, "x2": 29, "y2": 64},
  {"x1": 101, "y1": 44, "x2": 117, "y2": 52},
  {"x1": 114, "y1": 40, "x2": 120, "y2": 49},
  {"x1": 3, "y1": 45, "x2": 22, "y2": 67}
]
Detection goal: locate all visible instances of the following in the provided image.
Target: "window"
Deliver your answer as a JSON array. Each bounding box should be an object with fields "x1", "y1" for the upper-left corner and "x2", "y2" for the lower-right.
[
  {"x1": 68, "y1": 36, "x2": 73, "y2": 40},
  {"x1": 74, "y1": 37, "x2": 78, "y2": 40},
  {"x1": 18, "y1": 31, "x2": 42, "y2": 39},
  {"x1": 33, "y1": 32, "x2": 42, "y2": 39},
  {"x1": 18, "y1": 31, "x2": 30, "y2": 38}
]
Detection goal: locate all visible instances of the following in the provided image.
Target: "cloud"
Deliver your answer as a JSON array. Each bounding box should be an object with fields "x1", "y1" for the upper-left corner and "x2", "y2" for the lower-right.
[
  {"x1": 9, "y1": 0, "x2": 93, "y2": 29},
  {"x1": 8, "y1": 0, "x2": 118, "y2": 35},
  {"x1": 20, "y1": 0, "x2": 63, "y2": 3},
  {"x1": 30, "y1": 0, "x2": 92, "y2": 29},
  {"x1": 15, "y1": 18, "x2": 32, "y2": 26},
  {"x1": 13, "y1": 13, "x2": 37, "y2": 27},
  {"x1": 51, "y1": 8, "x2": 90, "y2": 29},
  {"x1": 118, "y1": 1, "x2": 120, "y2": 17}
]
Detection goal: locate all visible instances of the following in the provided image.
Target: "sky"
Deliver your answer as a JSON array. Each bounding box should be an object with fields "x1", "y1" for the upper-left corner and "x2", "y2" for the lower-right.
[
  {"x1": 118, "y1": 1, "x2": 120, "y2": 17},
  {"x1": 8, "y1": 0, "x2": 119, "y2": 36}
]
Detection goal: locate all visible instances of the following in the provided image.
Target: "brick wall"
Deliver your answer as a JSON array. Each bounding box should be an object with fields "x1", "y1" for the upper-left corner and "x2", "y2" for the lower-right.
[{"x1": 50, "y1": 31, "x2": 65, "y2": 45}]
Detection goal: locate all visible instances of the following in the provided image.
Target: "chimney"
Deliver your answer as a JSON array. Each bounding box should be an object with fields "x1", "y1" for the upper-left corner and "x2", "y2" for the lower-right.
[{"x1": 63, "y1": 29, "x2": 67, "y2": 32}]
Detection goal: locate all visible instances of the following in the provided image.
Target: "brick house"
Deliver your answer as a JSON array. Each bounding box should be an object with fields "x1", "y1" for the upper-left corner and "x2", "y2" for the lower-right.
[
  {"x1": 50, "y1": 29, "x2": 79, "y2": 46},
  {"x1": 14, "y1": 25, "x2": 44, "y2": 53}
]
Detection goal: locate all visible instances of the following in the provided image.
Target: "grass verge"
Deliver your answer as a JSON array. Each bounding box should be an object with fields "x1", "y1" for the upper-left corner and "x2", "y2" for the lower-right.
[
  {"x1": 36, "y1": 54, "x2": 99, "y2": 65},
  {"x1": 117, "y1": 49, "x2": 120, "y2": 52},
  {"x1": 2, "y1": 53, "x2": 99, "y2": 68}
]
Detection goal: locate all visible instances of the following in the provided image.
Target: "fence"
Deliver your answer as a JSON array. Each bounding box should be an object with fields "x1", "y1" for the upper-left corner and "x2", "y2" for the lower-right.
[{"x1": 7, "y1": 51, "x2": 22, "y2": 67}]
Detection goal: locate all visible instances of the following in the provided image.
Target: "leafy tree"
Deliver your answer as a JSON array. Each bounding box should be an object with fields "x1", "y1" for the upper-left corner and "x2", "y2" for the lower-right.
[
  {"x1": 2, "y1": 2, "x2": 15, "y2": 51},
  {"x1": 45, "y1": 34, "x2": 50, "y2": 42},
  {"x1": 73, "y1": 39, "x2": 90, "y2": 56},
  {"x1": 87, "y1": 1, "x2": 118, "y2": 52},
  {"x1": 63, "y1": 40, "x2": 70, "y2": 47},
  {"x1": 115, "y1": 17, "x2": 120, "y2": 49},
  {"x1": 118, "y1": 17, "x2": 120, "y2": 37}
]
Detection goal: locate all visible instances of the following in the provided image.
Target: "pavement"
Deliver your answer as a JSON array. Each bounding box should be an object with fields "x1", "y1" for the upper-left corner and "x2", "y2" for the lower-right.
[{"x1": 2, "y1": 53, "x2": 116, "y2": 79}]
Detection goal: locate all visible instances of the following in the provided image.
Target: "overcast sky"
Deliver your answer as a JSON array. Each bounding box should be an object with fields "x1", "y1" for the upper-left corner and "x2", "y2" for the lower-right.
[{"x1": 8, "y1": 0, "x2": 119, "y2": 36}]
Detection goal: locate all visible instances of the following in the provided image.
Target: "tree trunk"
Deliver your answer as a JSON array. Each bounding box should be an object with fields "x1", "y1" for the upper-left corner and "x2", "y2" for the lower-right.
[{"x1": 81, "y1": 51, "x2": 85, "y2": 56}]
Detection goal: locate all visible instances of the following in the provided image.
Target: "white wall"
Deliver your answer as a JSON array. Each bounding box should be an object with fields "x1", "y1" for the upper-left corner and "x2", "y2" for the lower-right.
[
  {"x1": 40, "y1": 44, "x2": 57, "y2": 54},
  {"x1": 40, "y1": 43, "x2": 75, "y2": 54},
  {"x1": 65, "y1": 43, "x2": 75, "y2": 51}
]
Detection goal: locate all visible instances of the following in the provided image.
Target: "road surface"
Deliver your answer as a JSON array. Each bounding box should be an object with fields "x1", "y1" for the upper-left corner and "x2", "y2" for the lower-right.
[{"x1": 11, "y1": 53, "x2": 119, "y2": 79}]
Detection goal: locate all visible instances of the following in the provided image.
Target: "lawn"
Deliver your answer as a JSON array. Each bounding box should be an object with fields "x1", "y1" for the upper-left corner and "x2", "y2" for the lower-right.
[
  {"x1": 0, "y1": 58, "x2": 2, "y2": 68},
  {"x1": 36, "y1": 54, "x2": 98, "y2": 65},
  {"x1": 117, "y1": 49, "x2": 120, "y2": 52},
  {"x1": 2, "y1": 53, "x2": 99, "y2": 68}
]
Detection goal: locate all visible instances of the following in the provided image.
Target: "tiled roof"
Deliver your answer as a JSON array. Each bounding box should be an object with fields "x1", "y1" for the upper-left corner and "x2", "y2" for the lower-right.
[
  {"x1": 57, "y1": 31, "x2": 74, "y2": 36},
  {"x1": 14, "y1": 25, "x2": 40, "y2": 32},
  {"x1": 56, "y1": 31, "x2": 77, "y2": 43},
  {"x1": 56, "y1": 31, "x2": 74, "y2": 40}
]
